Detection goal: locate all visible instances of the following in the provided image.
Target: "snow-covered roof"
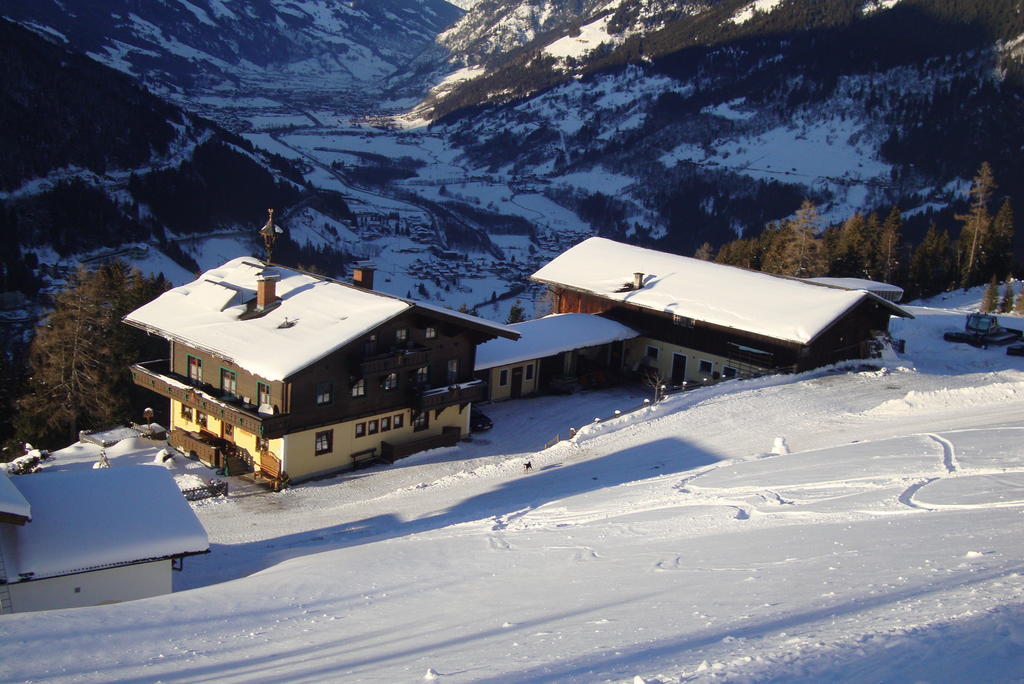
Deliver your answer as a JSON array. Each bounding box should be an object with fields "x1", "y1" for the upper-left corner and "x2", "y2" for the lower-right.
[
  {"x1": 413, "y1": 300, "x2": 520, "y2": 339},
  {"x1": 2, "y1": 467, "x2": 208, "y2": 582},
  {"x1": 531, "y1": 238, "x2": 911, "y2": 345},
  {"x1": 125, "y1": 258, "x2": 515, "y2": 381},
  {"x1": 475, "y1": 314, "x2": 638, "y2": 371},
  {"x1": 0, "y1": 471, "x2": 31, "y2": 522},
  {"x1": 806, "y1": 277, "x2": 904, "y2": 302}
]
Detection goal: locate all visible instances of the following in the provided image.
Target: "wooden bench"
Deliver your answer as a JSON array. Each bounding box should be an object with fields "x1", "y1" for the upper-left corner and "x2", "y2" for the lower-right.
[{"x1": 256, "y1": 452, "x2": 286, "y2": 491}]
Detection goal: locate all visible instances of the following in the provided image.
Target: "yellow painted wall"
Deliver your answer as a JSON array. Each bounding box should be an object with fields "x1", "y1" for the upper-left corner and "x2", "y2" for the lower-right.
[
  {"x1": 282, "y1": 404, "x2": 469, "y2": 482},
  {"x1": 486, "y1": 361, "x2": 539, "y2": 401},
  {"x1": 170, "y1": 399, "x2": 281, "y2": 471},
  {"x1": 625, "y1": 337, "x2": 766, "y2": 384}
]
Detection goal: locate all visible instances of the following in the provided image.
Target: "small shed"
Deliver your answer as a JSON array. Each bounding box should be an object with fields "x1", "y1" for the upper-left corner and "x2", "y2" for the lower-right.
[
  {"x1": 0, "y1": 467, "x2": 208, "y2": 613},
  {"x1": 805, "y1": 277, "x2": 905, "y2": 302},
  {"x1": 474, "y1": 314, "x2": 639, "y2": 400}
]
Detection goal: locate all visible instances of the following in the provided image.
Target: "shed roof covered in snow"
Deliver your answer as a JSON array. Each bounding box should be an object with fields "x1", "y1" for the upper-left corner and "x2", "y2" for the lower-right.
[
  {"x1": 531, "y1": 238, "x2": 911, "y2": 345},
  {"x1": 475, "y1": 314, "x2": 639, "y2": 371},
  {"x1": 125, "y1": 258, "x2": 517, "y2": 381},
  {"x1": 0, "y1": 467, "x2": 208, "y2": 582},
  {"x1": 805, "y1": 277, "x2": 904, "y2": 302},
  {"x1": 0, "y1": 471, "x2": 31, "y2": 524}
]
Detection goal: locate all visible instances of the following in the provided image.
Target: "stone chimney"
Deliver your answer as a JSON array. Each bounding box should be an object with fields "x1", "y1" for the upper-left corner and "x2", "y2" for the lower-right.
[
  {"x1": 257, "y1": 272, "x2": 280, "y2": 310},
  {"x1": 633, "y1": 272, "x2": 645, "y2": 290},
  {"x1": 353, "y1": 266, "x2": 375, "y2": 290}
]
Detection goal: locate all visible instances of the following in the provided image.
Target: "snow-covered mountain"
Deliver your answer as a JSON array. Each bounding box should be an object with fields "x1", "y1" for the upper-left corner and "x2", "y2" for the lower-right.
[
  {"x1": 6, "y1": 0, "x2": 1024, "y2": 328},
  {"x1": 2, "y1": 0, "x2": 463, "y2": 101},
  {"x1": 437, "y1": 0, "x2": 711, "y2": 66},
  {"x1": 419, "y1": 0, "x2": 1024, "y2": 252}
]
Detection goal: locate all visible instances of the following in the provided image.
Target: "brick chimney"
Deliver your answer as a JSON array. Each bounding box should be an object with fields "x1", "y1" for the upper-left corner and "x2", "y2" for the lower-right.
[
  {"x1": 353, "y1": 266, "x2": 375, "y2": 290},
  {"x1": 633, "y1": 272, "x2": 645, "y2": 290},
  {"x1": 257, "y1": 272, "x2": 279, "y2": 310}
]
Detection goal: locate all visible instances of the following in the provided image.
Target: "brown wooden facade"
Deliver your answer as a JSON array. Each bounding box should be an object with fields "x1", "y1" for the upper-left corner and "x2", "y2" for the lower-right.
[
  {"x1": 131, "y1": 305, "x2": 508, "y2": 484},
  {"x1": 550, "y1": 286, "x2": 903, "y2": 375}
]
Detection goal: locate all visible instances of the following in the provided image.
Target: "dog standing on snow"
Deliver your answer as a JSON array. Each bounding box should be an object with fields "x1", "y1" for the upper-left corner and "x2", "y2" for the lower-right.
[{"x1": 523, "y1": 461, "x2": 533, "y2": 473}]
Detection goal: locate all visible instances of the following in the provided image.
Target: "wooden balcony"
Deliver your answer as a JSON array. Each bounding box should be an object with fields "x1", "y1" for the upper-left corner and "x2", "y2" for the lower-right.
[
  {"x1": 360, "y1": 347, "x2": 429, "y2": 375},
  {"x1": 417, "y1": 380, "x2": 484, "y2": 410},
  {"x1": 131, "y1": 362, "x2": 291, "y2": 438}
]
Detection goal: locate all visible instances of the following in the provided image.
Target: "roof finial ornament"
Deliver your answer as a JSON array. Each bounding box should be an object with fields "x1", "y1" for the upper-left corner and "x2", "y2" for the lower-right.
[{"x1": 259, "y1": 208, "x2": 283, "y2": 263}]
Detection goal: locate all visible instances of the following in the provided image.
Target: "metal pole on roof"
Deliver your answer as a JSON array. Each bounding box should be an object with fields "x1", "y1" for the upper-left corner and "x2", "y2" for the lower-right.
[{"x1": 259, "y1": 208, "x2": 282, "y2": 263}]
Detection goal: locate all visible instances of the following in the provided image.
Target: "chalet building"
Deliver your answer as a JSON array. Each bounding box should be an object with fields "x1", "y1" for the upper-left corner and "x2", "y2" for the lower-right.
[
  {"x1": 0, "y1": 468, "x2": 208, "y2": 614},
  {"x1": 125, "y1": 258, "x2": 518, "y2": 486},
  {"x1": 475, "y1": 313, "x2": 638, "y2": 400},
  {"x1": 531, "y1": 238, "x2": 912, "y2": 385}
]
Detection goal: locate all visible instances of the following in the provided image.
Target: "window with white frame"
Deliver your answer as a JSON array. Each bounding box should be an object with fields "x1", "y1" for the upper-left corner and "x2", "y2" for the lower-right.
[
  {"x1": 699, "y1": 359, "x2": 714, "y2": 375},
  {"x1": 220, "y1": 368, "x2": 237, "y2": 397},
  {"x1": 187, "y1": 355, "x2": 203, "y2": 384},
  {"x1": 315, "y1": 381, "x2": 334, "y2": 406},
  {"x1": 315, "y1": 430, "x2": 333, "y2": 455}
]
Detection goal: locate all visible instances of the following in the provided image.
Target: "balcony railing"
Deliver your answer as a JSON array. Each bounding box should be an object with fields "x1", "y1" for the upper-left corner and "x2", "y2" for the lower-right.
[
  {"x1": 360, "y1": 347, "x2": 429, "y2": 375},
  {"x1": 417, "y1": 380, "x2": 484, "y2": 410},
  {"x1": 131, "y1": 361, "x2": 291, "y2": 438}
]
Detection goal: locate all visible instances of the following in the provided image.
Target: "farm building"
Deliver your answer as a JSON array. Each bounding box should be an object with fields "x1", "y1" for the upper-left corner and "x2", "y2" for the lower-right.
[
  {"x1": 531, "y1": 238, "x2": 911, "y2": 385},
  {"x1": 0, "y1": 467, "x2": 208, "y2": 614},
  {"x1": 125, "y1": 258, "x2": 518, "y2": 485}
]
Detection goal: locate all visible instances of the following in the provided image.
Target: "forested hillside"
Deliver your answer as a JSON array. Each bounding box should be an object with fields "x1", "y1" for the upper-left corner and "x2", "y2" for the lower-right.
[{"x1": 0, "y1": 18, "x2": 351, "y2": 300}]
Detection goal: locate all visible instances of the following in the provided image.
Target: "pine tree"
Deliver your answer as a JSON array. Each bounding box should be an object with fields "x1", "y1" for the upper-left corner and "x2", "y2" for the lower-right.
[
  {"x1": 693, "y1": 242, "x2": 715, "y2": 261},
  {"x1": 958, "y1": 162, "x2": 996, "y2": 289},
  {"x1": 1000, "y1": 278, "x2": 1015, "y2": 313},
  {"x1": 981, "y1": 275, "x2": 999, "y2": 313},
  {"x1": 877, "y1": 207, "x2": 903, "y2": 283},
  {"x1": 762, "y1": 200, "x2": 826, "y2": 277},
  {"x1": 506, "y1": 299, "x2": 526, "y2": 324},
  {"x1": 987, "y1": 199, "x2": 1015, "y2": 281},
  {"x1": 14, "y1": 262, "x2": 167, "y2": 448},
  {"x1": 1014, "y1": 288, "x2": 1024, "y2": 316},
  {"x1": 907, "y1": 225, "x2": 952, "y2": 300},
  {"x1": 828, "y1": 213, "x2": 862, "y2": 277},
  {"x1": 714, "y1": 237, "x2": 757, "y2": 269}
]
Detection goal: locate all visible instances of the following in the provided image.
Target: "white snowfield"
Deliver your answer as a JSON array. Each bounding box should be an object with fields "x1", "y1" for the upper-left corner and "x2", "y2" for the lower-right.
[{"x1": 2, "y1": 291, "x2": 1023, "y2": 682}]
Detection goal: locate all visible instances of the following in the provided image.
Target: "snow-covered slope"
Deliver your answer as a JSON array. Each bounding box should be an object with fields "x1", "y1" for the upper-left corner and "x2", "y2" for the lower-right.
[{"x1": 2, "y1": 292, "x2": 1022, "y2": 682}]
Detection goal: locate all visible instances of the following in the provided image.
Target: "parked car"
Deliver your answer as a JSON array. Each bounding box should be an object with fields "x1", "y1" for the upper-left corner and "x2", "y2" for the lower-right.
[{"x1": 470, "y1": 407, "x2": 493, "y2": 432}]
